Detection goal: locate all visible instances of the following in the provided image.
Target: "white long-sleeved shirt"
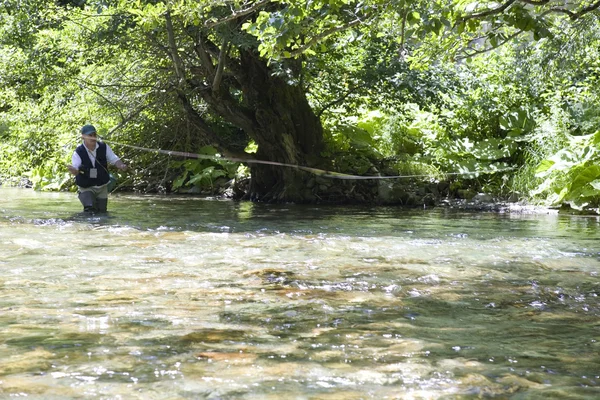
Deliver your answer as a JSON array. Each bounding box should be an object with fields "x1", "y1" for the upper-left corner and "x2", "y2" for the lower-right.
[{"x1": 71, "y1": 142, "x2": 120, "y2": 169}]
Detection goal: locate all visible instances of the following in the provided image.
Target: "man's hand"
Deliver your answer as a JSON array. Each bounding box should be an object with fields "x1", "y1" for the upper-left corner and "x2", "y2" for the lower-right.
[
  {"x1": 67, "y1": 165, "x2": 80, "y2": 175},
  {"x1": 115, "y1": 160, "x2": 127, "y2": 171}
]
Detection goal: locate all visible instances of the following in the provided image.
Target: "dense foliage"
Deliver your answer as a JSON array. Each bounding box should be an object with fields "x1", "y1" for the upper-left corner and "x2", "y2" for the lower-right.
[{"x1": 1, "y1": 0, "x2": 600, "y2": 211}]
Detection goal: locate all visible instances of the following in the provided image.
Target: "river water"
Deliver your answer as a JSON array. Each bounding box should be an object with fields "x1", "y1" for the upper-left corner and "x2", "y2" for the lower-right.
[{"x1": 0, "y1": 187, "x2": 598, "y2": 399}]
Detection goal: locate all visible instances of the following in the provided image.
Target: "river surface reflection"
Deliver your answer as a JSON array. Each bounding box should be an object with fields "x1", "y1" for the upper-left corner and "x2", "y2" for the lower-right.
[{"x1": 0, "y1": 187, "x2": 599, "y2": 399}]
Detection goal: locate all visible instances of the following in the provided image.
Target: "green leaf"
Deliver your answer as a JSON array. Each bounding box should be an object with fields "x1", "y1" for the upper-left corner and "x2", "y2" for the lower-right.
[
  {"x1": 172, "y1": 171, "x2": 189, "y2": 190},
  {"x1": 571, "y1": 165, "x2": 600, "y2": 188},
  {"x1": 198, "y1": 146, "x2": 218, "y2": 156},
  {"x1": 407, "y1": 11, "x2": 421, "y2": 24},
  {"x1": 593, "y1": 131, "x2": 600, "y2": 147},
  {"x1": 556, "y1": 186, "x2": 570, "y2": 203},
  {"x1": 535, "y1": 159, "x2": 555, "y2": 176},
  {"x1": 590, "y1": 180, "x2": 600, "y2": 190}
]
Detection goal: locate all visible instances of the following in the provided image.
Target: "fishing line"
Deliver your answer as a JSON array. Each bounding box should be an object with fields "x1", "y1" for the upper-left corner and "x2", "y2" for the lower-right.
[
  {"x1": 110, "y1": 155, "x2": 168, "y2": 193},
  {"x1": 101, "y1": 138, "x2": 514, "y2": 181}
]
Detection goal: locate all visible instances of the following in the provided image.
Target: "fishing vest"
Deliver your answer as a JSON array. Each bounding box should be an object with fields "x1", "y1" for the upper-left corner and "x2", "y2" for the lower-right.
[{"x1": 75, "y1": 143, "x2": 110, "y2": 188}]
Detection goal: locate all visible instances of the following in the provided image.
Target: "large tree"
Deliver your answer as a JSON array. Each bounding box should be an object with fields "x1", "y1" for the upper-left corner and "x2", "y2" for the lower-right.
[{"x1": 111, "y1": 0, "x2": 373, "y2": 202}]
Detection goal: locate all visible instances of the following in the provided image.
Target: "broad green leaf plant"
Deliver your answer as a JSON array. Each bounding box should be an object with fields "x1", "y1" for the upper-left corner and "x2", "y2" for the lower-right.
[{"x1": 534, "y1": 131, "x2": 600, "y2": 210}]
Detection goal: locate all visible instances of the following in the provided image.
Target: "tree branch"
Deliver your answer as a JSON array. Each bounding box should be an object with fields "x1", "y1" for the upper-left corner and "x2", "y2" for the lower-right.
[
  {"x1": 75, "y1": 80, "x2": 156, "y2": 90},
  {"x1": 458, "y1": 0, "x2": 517, "y2": 24},
  {"x1": 518, "y1": 0, "x2": 549, "y2": 5},
  {"x1": 287, "y1": 18, "x2": 363, "y2": 58},
  {"x1": 204, "y1": 0, "x2": 272, "y2": 28},
  {"x1": 542, "y1": 7, "x2": 576, "y2": 18},
  {"x1": 456, "y1": 29, "x2": 523, "y2": 60},
  {"x1": 193, "y1": 33, "x2": 215, "y2": 78},
  {"x1": 197, "y1": 88, "x2": 256, "y2": 133},
  {"x1": 461, "y1": 0, "x2": 600, "y2": 23},
  {"x1": 75, "y1": 79, "x2": 125, "y2": 121},
  {"x1": 545, "y1": 0, "x2": 600, "y2": 20},
  {"x1": 164, "y1": 9, "x2": 186, "y2": 83},
  {"x1": 104, "y1": 92, "x2": 172, "y2": 138},
  {"x1": 176, "y1": 90, "x2": 224, "y2": 148},
  {"x1": 194, "y1": 35, "x2": 246, "y2": 85},
  {"x1": 578, "y1": 0, "x2": 600, "y2": 16},
  {"x1": 164, "y1": 11, "x2": 242, "y2": 150},
  {"x1": 212, "y1": 37, "x2": 229, "y2": 91},
  {"x1": 400, "y1": 8, "x2": 408, "y2": 50},
  {"x1": 316, "y1": 85, "x2": 364, "y2": 118}
]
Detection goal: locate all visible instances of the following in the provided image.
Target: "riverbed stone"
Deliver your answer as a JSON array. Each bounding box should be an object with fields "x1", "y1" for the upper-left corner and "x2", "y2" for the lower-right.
[
  {"x1": 507, "y1": 192, "x2": 520, "y2": 202},
  {"x1": 377, "y1": 181, "x2": 410, "y2": 204},
  {"x1": 473, "y1": 193, "x2": 494, "y2": 203}
]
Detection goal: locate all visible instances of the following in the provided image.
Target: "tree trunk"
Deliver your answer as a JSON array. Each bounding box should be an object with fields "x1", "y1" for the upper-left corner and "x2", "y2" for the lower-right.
[
  {"x1": 191, "y1": 49, "x2": 324, "y2": 202},
  {"x1": 240, "y1": 53, "x2": 323, "y2": 202}
]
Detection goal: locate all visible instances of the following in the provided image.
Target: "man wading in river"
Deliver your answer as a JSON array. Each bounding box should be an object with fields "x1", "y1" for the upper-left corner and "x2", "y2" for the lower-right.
[{"x1": 67, "y1": 124, "x2": 127, "y2": 213}]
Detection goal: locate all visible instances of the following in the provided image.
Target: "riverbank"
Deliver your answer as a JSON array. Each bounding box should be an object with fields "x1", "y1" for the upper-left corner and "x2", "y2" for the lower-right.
[{"x1": 4, "y1": 178, "x2": 597, "y2": 215}]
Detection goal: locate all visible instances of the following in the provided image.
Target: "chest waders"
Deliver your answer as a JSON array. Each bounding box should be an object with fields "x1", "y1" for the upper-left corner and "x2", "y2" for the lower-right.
[
  {"x1": 76, "y1": 143, "x2": 110, "y2": 213},
  {"x1": 79, "y1": 190, "x2": 108, "y2": 213}
]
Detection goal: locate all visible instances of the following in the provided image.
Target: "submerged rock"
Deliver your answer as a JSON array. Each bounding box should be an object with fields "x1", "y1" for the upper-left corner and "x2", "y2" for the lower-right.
[
  {"x1": 377, "y1": 181, "x2": 410, "y2": 205},
  {"x1": 472, "y1": 193, "x2": 494, "y2": 203}
]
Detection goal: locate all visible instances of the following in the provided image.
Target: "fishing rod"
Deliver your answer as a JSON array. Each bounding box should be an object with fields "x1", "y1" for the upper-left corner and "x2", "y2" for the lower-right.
[
  {"x1": 100, "y1": 137, "x2": 514, "y2": 181},
  {"x1": 105, "y1": 138, "x2": 514, "y2": 179}
]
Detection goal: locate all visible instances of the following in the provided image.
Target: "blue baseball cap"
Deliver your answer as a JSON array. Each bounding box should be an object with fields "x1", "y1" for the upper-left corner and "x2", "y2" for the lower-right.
[{"x1": 81, "y1": 124, "x2": 97, "y2": 135}]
